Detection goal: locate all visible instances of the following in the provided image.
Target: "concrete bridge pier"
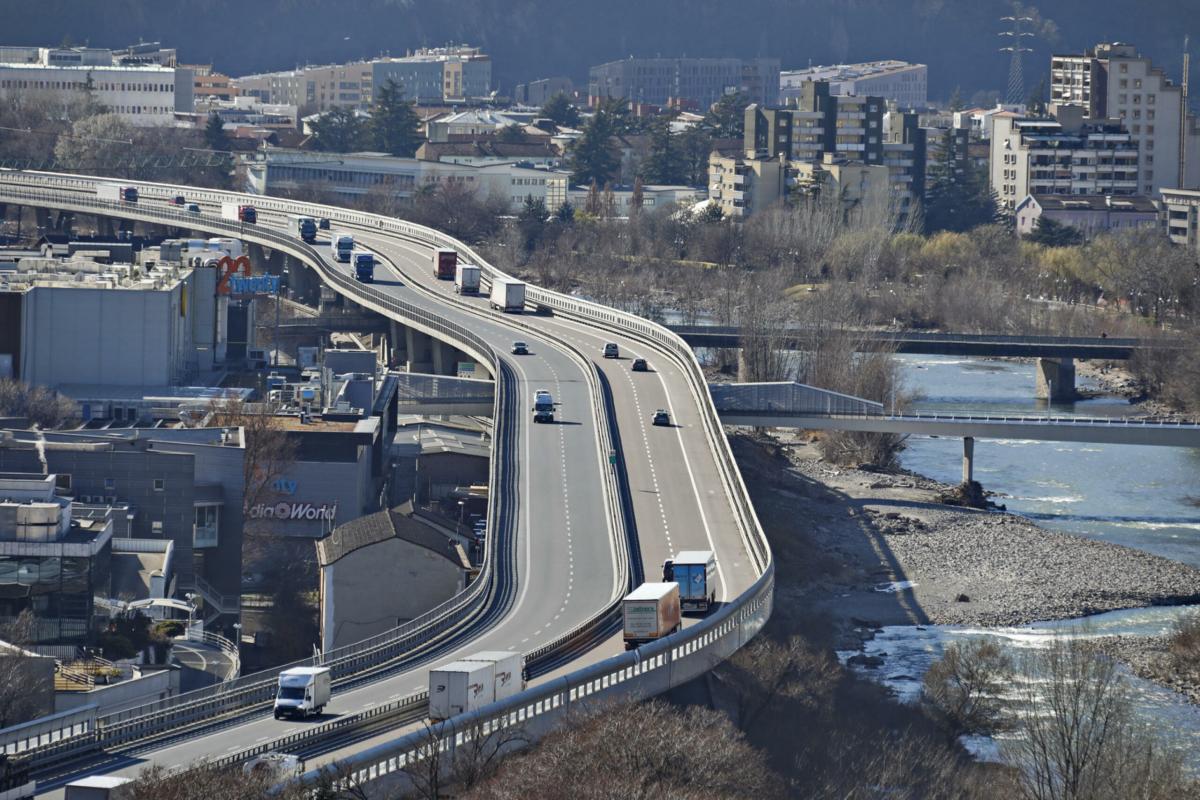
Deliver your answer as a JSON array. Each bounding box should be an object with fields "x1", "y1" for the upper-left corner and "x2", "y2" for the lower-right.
[
  {"x1": 389, "y1": 320, "x2": 408, "y2": 369},
  {"x1": 405, "y1": 327, "x2": 434, "y2": 373},
  {"x1": 962, "y1": 436, "x2": 974, "y2": 484},
  {"x1": 1035, "y1": 357, "x2": 1076, "y2": 401}
]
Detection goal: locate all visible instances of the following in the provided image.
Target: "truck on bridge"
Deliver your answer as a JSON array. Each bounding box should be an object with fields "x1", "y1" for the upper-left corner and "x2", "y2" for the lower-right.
[
  {"x1": 353, "y1": 250, "x2": 375, "y2": 282},
  {"x1": 434, "y1": 248, "x2": 457, "y2": 280},
  {"x1": 490, "y1": 278, "x2": 526, "y2": 313},
  {"x1": 662, "y1": 550, "x2": 716, "y2": 612},
  {"x1": 623, "y1": 582, "x2": 681, "y2": 650},
  {"x1": 331, "y1": 232, "x2": 354, "y2": 263},
  {"x1": 286, "y1": 213, "x2": 318, "y2": 243},
  {"x1": 455, "y1": 263, "x2": 481, "y2": 294},
  {"x1": 97, "y1": 184, "x2": 138, "y2": 204},
  {"x1": 532, "y1": 389, "x2": 556, "y2": 423}
]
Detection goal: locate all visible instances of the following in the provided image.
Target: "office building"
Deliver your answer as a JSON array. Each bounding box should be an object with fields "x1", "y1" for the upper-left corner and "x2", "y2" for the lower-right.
[
  {"x1": 0, "y1": 426, "x2": 246, "y2": 626},
  {"x1": 249, "y1": 149, "x2": 570, "y2": 211},
  {"x1": 514, "y1": 77, "x2": 574, "y2": 107},
  {"x1": 780, "y1": 60, "x2": 927, "y2": 109},
  {"x1": 0, "y1": 256, "x2": 228, "y2": 389},
  {"x1": 990, "y1": 108, "x2": 1140, "y2": 209},
  {"x1": 1161, "y1": 188, "x2": 1200, "y2": 252},
  {"x1": 1050, "y1": 42, "x2": 1200, "y2": 195},
  {"x1": 0, "y1": 46, "x2": 185, "y2": 124},
  {"x1": 234, "y1": 46, "x2": 491, "y2": 111},
  {"x1": 1015, "y1": 194, "x2": 1158, "y2": 238},
  {"x1": 588, "y1": 56, "x2": 780, "y2": 108}
]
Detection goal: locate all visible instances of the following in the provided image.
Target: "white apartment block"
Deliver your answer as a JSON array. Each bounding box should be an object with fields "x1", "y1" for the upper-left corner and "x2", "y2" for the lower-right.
[
  {"x1": 991, "y1": 113, "x2": 1139, "y2": 210},
  {"x1": 249, "y1": 149, "x2": 568, "y2": 211},
  {"x1": 780, "y1": 61, "x2": 927, "y2": 110},
  {"x1": 1051, "y1": 42, "x2": 1200, "y2": 195},
  {"x1": 0, "y1": 47, "x2": 181, "y2": 125}
]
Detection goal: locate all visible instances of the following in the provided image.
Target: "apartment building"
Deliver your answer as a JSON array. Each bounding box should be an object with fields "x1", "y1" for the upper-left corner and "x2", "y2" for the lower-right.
[
  {"x1": 514, "y1": 77, "x2": 575, "y2": 106},
  {"x1": 588, "y1": 56, "x2": 780, "y2": 107},
  {"x1": 780, "y1": 60, "x2": 927, "y2": 109},
  {"x1": 0, "y1": 46, "x2": 185, "y2": 124},
  {"x1": 1161, "y1": 188, "x2": 1200, "y2": 253},
  {"x1": 991, "y1": 108, "x2": 1140, "y2": 209},
  {"x1": 1051, "y1": 42, "x2": 1200, "y2": 195},
  {"x1": 1015, "y1": 194, "x2": 1158, "y2": 239},
  {"x1": 234, "y1": 46, "x2": 491, "y2": 112}
]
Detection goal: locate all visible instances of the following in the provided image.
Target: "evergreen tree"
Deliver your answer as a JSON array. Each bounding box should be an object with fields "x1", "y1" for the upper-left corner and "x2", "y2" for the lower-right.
[
  {"x1": 1027, "y1": 216, "x2": 1084, "y2": 247},
  {"x1": 680, "y1": 127, "x2": 715, "y2": 186},
  {"x1": 310, "y1": 107, "x2": 367, "y2": 153},
  {"x1": 204, "y1": 112, "x2": 231, "y2": 152},
  {"x1": 497, "y1": 124, "x2": 526, "y2": 143},
  {"x1": 540, "y1": 93, "x2": 581, "y2": 128},
  {"x1": 517, "y1": 195, "x2": 549, "y2": 252},
  {"x1": 555, "y1": 200, "x2": 575, "y2": 224},
  {"x1": 1025, "y1": 77, "x2": 1049, "y2": 116},
  {"x1": 949, "y1": 86, "x2": 964, "y2": 112},
  {"x1": 923, "y1": 129, "x2": 998, "y2": 233},
  {"x1": 640, "y1": 118, "x2": 686, "y2": 185},
  {"x1": 702, "y1": 92, "x2": 749, "y2": 138},
  {"x1": 370, "y1": 79, "x2": 422, "y2": 157},
  {"x1": 568, "y1": 107, "x2": 620, "y2": 186},
  {"x1": 630, "y1": 176, "x2": 644, "y2": 215},
  {"x1": 595, "y1": 96, "x2": 638, "y2": 134}
]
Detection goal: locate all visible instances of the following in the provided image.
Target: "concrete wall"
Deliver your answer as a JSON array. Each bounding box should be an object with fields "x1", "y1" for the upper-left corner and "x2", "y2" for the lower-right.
[
  {"x1": 321, "y1": 536, "x2": 465, "y2": 650},
  {"x1": 54, "y1": 666, "x2": 178, "y2": 716},
  {"x1": 254, "y1": 454, "x2": 374, "y2": 539}
]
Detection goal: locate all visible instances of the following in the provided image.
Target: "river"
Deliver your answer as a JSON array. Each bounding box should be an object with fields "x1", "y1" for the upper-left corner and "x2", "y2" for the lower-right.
[{"x1": 844, "y1": 355, "x2": 1200, "y2": 768}]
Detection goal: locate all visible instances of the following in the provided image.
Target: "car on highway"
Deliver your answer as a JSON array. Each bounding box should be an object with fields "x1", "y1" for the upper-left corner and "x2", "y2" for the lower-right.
[
  {"x1": 170, "y1": 195, "x2": 185, "y2": 206},
  {"x1": 632, "y1": 358, "x2": 648, "y2": 372},
  {"x1": 186, "y1": 203, "x2": 201, "y2": 214},
  {"x1": 603, "y1": 343, "x2": 619, "y2": 358},
  {"x1": 652, "y1": 409, "x2": 671, "y2": 426},
  {"x1": 318, "y1": 217, "x2": 331, "y2": 230},
  {"x1": 512, "y1": 341, "x2": 529, "y2": 355}
]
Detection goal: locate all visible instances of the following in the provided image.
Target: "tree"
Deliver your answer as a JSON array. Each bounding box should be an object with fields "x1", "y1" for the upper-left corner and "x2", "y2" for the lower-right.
[
  {"x1": 1027, "y1": 216, "x2": 1084, "y2": 248},
  {"x1": 949, "y1": 85, "x2": 965, "y2": 112},
  {"x1": 205, "y1": 398, "x2": 297, "y2": 515},
  {"x1": 923, "y1": 128, "x2": 998, "y2": 233},
  {"x1": 539, "y1": 93, "x2": 580, "y2": 128},
  {"x1": 554, "y1": 200, "x2": 575, "y2": 224},
  {"x1": 679, "y1": 126, "x2": 715, "y2": 186},
  {"x1": 310, "y1": 107, "x2": 367, "y2": 153},
  {"x1": 629, "y1": 176, "x2": 644, "y2": 215},
  {"x1": 516, "y1": 195, "x2": 549, "y2": 253},
  {"x1": 496, "y1": 123, "x2": 526, "y2": 144},
  {"x1": 204, "y1": 112, "x2": 231, "y2": 153},
  {"x1": 0, "y1": 612, "x2": 52, "y2": 728},
  {"x1": 567, "y1": 105, "x2": 621, "y2": 186},
  {"x1": 1005, "y1": 637, "x2": 1192, "y2": 800},
  {"x1": 923, "y1": 638, "x2": 1012, "y2": 737},
  {"x1": 702, "y1": 91, "x2": 750, "y2": 138},
  {"x1": 53, "y1": 113, "x2": 136, "y2": 174},
  {"x1": 640, "y1": 117, "x2": 686, "y2": 185},
  {"x1": 1026, "y1": 76, "x2": 1049, "y2": 115},
  {"x1": 369, "y1": 79, "x2": 421, "y2": 157}
]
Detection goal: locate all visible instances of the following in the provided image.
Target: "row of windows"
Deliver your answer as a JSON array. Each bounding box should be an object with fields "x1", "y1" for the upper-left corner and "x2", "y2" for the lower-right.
[
  {"x1": 0, "y1": 78, "x2": 171, "y2": 92},
  {"x1": 56, "y1": 474, "x2": 165, "y2": 492}
]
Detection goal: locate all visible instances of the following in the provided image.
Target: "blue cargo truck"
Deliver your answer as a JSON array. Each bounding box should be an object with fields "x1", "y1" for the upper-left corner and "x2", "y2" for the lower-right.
[
  {"x1": 353, "y1": 250, "x2": 375, "y2": 282},
  {"x1": 662, "y1": 550, "x2": 717, "y2": 612}
]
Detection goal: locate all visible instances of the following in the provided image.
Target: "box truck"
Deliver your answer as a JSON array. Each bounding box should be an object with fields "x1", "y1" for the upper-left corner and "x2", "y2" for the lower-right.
[
  {"x1": 97, "y1": 185, "x2": 138, "y2": 203},
  {"x1": 623, "y1": 582, "x2": 681, "y2": 650},
  {"x1": 63, "y1": 776, "x2": 133, "y2": 800},
  {"x1": 489, "y1": 278, "x2": 525, "y2": 313},
  {"x1": 428, "y1": 660, "x2": 495, "y2": 721},
  {"x1": 331, "y1": 232, "x2": 354, "y2": 263},
  {"x1": 433, "y1": 248, "x2": 457, "y2": 280},
  {"x1": 532, "y1": 389, "x2": 555, "y2": 423},
  {"x1": 462, "y1": 651, "x2": 525, "y2": 702},
  {"x1": 273, "y1": 666, "x2": 331, "y2": 719},
  {"x1": 454, "y1": 263, "x2": 481, "y2": 294},
  {"x1": 662, "y1": 550, "x2": 717, "y2": 612},
  {"x1": 287, "y1": 214, "x2": 318, "y2": 243},
  {"x1": 353, "y1": 250, "x2": 375, "y2": 282},
  {"x1": 220, "y1": 202, "x2": 257, "y2": 224}
]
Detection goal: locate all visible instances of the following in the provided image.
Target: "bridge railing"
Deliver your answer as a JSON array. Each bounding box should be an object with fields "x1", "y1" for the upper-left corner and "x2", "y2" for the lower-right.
[{"x1": 668, "y1": 324, "x2": 1165, "y2": 350}]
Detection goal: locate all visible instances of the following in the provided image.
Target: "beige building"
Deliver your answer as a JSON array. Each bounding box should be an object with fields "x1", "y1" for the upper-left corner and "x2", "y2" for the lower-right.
[
  {"x1": 708, "y1": 151, "x2": 786, "y2": 218},
  {"x1": 1051, "y1": 42, "x2": 1200, "y2": 195},
  {"x1": 991, "y1": 109, "x2": 1140, "y2": 210},
  {"x1": 1161, "y1": 188, "x2": 1200, "y2": 252},
  {"x1": 316, "y1": 503, "x2": 470, "y2": 651}
]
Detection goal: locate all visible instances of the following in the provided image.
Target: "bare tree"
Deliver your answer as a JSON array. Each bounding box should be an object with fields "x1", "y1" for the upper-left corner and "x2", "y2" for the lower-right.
[
  {"x1": 0, "y1": 611, "x2": 52, "y2": 728},
  {"x1": 1005, "y1": 636, "x2": 1193, "y2": 800},
  {"x1": 923, "y1": 638, "x2": 1013, "y2": 737},
  {"x1": 715, "y1": 635, "x2": 840, "y2": 733},
  {"x1": 205, "y1": 398, "x2": 297, "y2": 516},
  {"x1": 0, "y1": 378, "x2": 79, "y2": 429}
]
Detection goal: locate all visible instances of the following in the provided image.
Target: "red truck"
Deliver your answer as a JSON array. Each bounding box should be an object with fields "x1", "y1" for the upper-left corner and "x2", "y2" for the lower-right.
[{"x1": 433, "y1": 248, "x2": 457, "y2": 280}]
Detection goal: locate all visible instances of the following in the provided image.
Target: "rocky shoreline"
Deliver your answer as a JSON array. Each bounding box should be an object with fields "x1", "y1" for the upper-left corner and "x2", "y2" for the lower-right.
[{"x1": 731, "y1": 431, "x2": 1200, "y2": 704}]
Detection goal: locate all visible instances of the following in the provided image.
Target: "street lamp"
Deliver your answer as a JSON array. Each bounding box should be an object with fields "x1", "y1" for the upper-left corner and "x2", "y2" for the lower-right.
[{"x1": 457, "y1": 500, "x2": 466, "y2": 536}]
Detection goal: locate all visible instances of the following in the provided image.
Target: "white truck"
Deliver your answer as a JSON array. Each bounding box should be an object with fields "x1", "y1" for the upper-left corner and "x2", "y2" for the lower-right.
[
  {"x1": 97, "y1": 184, "x2": 137, "y2": 203},
  {"x1": 462, "y1": 651, "x2": 525, "y2": 702},
  {"x1": 63, "y1": 777, "x2": 133, "y2": 800},
  {"x1": 489, "y1": 277, "x2": 526, "y2": 313},
  {"x1": 331, "y1": 232, "x2": 354, "y2": 263},
  {"x1": 532, "y1": 389, "x2": 555, "y2": 423},
  {"x1": 220, "y1": 201, "x2": 257, "y2": 224},
  {"x1": 455, "y1": 263, "x2": 481, "y2": 295},
  {"x1": 273, "y1": 666, "x2": 331, "y2": 719},
  {"x1": 662, "y1": 550, "x2": 717, "y2": 612},
  {"x1": 428, "y1": 660, "x2": 495, "y2": 721},
  {"x1": 623, "y1": 582, "x2": 681, "y2": 650},
  {"x1": 286, "y1": 214, "x2": 318, "y2": 243}
]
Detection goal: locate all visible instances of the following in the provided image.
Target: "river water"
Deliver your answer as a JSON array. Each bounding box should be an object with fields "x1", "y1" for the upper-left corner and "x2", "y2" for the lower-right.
[{"x1": 843, "y1": 355, "x2": 1200, "y2": 767}]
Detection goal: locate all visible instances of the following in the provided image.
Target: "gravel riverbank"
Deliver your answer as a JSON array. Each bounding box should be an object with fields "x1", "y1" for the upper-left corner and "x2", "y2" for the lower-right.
[{"x1": 731, "y1": 431, "x2": 1200, "y2": 647}]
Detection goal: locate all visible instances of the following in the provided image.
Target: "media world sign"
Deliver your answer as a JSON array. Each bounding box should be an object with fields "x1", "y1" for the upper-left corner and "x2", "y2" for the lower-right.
[{"x1": 249, "y1": 501, "x2": 338, "y2": 522}]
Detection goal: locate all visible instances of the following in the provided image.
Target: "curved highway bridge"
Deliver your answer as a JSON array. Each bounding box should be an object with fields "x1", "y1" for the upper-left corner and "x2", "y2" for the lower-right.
[{"x1": 0, "y1": 170, "x2": 772, "y2": 797}]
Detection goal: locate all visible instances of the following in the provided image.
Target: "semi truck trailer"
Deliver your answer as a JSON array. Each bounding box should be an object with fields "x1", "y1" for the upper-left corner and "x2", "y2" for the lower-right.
[
  {"x1": 287, "y1": 214, "x2": 318, "y2": 243},
  {"x1": 454, "y1": 263, "x2": 481, "y2": 294},
  {"x1": 622, "y1": 582, "x2": 681, "y2": 650},
  {"x1": 429, "y1": 660, "x2": 495, "y2": 721},
  {"x1": 433, "y1": 248, "x2": 457, "y2": 280},
  {"x1": 97, "y1": 184, "x2": 138, "y2": 203},
  {"x1": 220, "y1": 202, "x2": 257, "y2": 224},
  {"x1": 331, "y1": 232, "x2": 354, "y2": 262},
  {"x1": 662, "y1": 550, "x2": 717, "y2": 612},
  {"x1": 489, "y1": 278, "x2": 526, "y2": 312}
]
